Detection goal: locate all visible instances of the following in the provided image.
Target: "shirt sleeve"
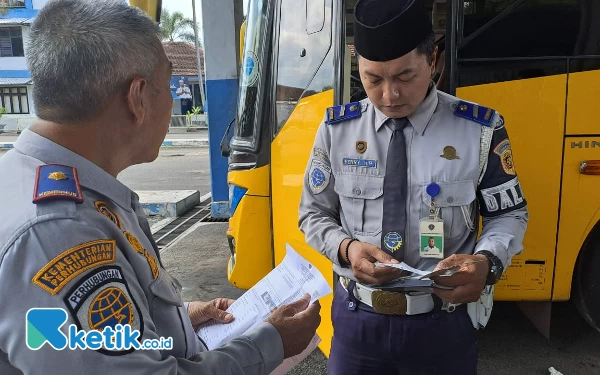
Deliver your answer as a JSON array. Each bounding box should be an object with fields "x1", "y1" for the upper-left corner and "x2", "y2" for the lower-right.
[
  {"x1": 0, "y1": 218, "x2": 283, "y2": 375},
  {"x1": 475, "y1": 117, "x2": 529, "y2": 268},
  {"x1": 298, "y1": 118, "x2": 350, "y2": 267}
]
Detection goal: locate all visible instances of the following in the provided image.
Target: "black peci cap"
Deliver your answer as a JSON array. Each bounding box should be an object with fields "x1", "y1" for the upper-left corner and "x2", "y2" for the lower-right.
[{"x1": 354, "y1": 0, "x2": 433, "y2": 62}]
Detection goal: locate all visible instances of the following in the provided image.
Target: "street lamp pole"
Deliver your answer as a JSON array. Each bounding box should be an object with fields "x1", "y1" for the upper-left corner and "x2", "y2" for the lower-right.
[{"x1": 192, "y1": 0, "x2": 207, "y2": 112}]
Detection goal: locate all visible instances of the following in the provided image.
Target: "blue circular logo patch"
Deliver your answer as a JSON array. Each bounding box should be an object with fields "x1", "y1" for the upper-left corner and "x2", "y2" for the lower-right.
[
  {"x1": 383, "y1": 232, "x2": 403, "y2": 252},
  {"x1": 310, "y1": 168, "x2": 326, "y2": 188}
]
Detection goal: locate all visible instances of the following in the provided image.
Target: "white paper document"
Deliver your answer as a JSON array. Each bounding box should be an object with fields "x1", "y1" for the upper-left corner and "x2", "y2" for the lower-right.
[
  {"x1": 197, "y1": 243, "x2": 332, "y2": 358},
  {"x1": 374, "y1": 261, "x2": 431, "y2": 277}
]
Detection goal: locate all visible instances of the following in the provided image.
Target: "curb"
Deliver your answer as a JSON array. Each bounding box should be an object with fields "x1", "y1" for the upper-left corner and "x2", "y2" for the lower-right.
[
  {"x1": 138, "y1": 190, "x2": 201, "y2": 217},
  {"x1": 160, "y1": 139, "x2": 208, "y2": 148},
  {"x1": 0, "y1": 140, "x2": 208, "y2": 150}
]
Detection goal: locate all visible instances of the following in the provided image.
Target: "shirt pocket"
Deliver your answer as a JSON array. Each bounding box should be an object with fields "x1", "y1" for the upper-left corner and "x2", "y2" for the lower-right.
[
  {"x1": 149, "y1": 271, "x2": 194, "y2": 358},
  {"x1": 421, "y1": 179, "x2": 477, "y2": 242},
  {"x1": 334, "y1": 173, "x2": 384, "y2": 236}
]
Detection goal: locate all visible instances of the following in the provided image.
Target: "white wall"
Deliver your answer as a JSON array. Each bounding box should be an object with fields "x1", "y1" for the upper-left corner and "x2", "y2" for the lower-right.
[{"x1": 32, "y1": 0, "x2": 49, "y2": 9}]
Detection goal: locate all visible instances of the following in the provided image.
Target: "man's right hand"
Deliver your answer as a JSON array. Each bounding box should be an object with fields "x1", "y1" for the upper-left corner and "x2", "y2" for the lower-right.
[
  {"x1": 266, "y1": 294, "x2": 321, "y2": 358},
  {"x1": 340, "y1": 240, "x2": 402, "y2": 285}
]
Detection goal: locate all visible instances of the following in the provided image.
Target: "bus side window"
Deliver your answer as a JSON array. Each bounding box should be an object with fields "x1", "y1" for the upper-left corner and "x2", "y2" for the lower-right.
[
  {"x1": 274, "y1": 0, "x2": 333, "y2": 133},
  {"x1": 307, "y1": 0, "x2": 325, "y2": 34}
]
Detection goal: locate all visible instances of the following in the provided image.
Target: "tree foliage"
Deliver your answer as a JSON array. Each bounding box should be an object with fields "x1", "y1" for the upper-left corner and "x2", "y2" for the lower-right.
[{"x1": 159, "y1": 9, "x2": 199, "y2": 44}]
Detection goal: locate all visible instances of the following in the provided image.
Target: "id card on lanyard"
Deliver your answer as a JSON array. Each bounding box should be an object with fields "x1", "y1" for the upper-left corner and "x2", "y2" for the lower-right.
[{"x1": 419, "y1": 183, "x2": 444, "y2": 259}]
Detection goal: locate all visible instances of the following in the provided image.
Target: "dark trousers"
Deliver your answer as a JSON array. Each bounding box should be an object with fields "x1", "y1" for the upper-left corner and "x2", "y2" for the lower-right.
[{"x1": 328, "y1": 282, "x2": 478, "y2": 375}]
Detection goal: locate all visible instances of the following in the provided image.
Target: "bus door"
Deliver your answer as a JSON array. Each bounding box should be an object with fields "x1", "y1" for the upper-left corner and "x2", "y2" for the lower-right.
[{"x1": 268, "y1": 0, "x2": 339, "y2": 354}]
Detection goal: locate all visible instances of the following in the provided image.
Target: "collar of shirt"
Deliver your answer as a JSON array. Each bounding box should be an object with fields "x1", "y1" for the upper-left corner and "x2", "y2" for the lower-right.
[
  {"x1": 14, "y1": 128, "x2": 134, "y2": 213},
  {"x1": 373, "y1": 83, "x2": 439, "y2": 135}
]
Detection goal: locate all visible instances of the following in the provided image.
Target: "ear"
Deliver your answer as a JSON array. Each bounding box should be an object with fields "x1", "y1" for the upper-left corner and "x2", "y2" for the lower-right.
[
  {"x1": 127, "y1": 77, "x2": 149, "y2": 126},
  {"x1": 431, "y1": 45, "x2": 439, "y2": 74}
]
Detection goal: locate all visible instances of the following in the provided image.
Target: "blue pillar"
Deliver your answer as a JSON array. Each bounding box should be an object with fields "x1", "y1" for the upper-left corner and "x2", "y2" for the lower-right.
[{"x1": 200, "y1": 0, "x2": 238, "y2": 218}]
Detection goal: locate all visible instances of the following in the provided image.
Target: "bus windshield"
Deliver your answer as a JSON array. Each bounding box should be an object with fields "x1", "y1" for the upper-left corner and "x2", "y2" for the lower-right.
[{"x1": 231, "y1": 0, "x2": 271, "y2": 153}]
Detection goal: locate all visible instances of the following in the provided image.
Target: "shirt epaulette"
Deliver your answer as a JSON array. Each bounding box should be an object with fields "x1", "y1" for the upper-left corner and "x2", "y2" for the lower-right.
[
  {"x1": 33, "y1": 164, "x2": 84, "y2": 204},
  {"x1": 326, "y1": 102, "x2": 362, "y2": 125},
  {"x1": 453, "y1": 100, "x2": 496, "y2": 127}
]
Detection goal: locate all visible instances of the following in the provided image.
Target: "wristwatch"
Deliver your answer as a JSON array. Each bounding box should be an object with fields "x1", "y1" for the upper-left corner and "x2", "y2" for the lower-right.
[{"x1": 476, "y1": 250, "x2": 504, "y2": 285}]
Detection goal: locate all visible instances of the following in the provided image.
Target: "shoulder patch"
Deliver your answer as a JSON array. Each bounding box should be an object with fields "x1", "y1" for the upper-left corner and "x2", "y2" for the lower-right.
[
  {"x1": 63, "y1": 265, "x2": 143, "y2": 355},
  {"x1": 32, "y1": 239, "x2": 117, "y2": 295},
  {"x1": 33, "y1": 164, "x2": 84, "y2": 204},
  {"x1": 453, "y1": 100, "x2": 496, "y2": 127},
  {"x1": 326, "y1": 102, "x2": 362, "y2": 125},
  {"x1": 95, "y1": 201, "x2": 123, "y2": 229}
]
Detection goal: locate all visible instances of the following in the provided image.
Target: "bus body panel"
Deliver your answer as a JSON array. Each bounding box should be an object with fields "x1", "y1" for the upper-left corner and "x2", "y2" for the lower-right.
[
  {"x1": 456, "y1": 73, "x2": 567, "y2": 301},
  {"x1": 566, "y1": 68, "x2": 600, "y2": 135},
  {"x1": 227, "y1": 166, "x2": 273, "y2": 289},
  {"x1": 271, "y1": 90, "x2": 336, "y2": 356},
  {"x1": 555, "y1": 136, "x2": 600, "y2": 300}
]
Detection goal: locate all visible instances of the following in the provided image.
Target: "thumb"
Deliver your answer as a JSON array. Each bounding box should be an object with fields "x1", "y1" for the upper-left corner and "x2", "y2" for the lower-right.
[
  {"x1": 367, "y1": 245, "x2": 400, "y2": 264},
  {"x1": 285, "y1": 294, "x2": 311, "y2": 315},
  {"x1": 203, "y1": 303, "x2": 234, "y2": 323}
]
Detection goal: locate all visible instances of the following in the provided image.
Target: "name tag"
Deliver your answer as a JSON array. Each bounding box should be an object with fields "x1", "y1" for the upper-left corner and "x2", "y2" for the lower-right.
[{"x1": 343, "y1": 158, "x2": 377, "y2": 168}]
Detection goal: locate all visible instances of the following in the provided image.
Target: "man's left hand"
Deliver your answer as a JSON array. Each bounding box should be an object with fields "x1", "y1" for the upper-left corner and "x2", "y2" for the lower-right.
[
  {"x1": 431, "y1": 254, "x2": 489, "y2": 304},
  {"x1": 188, "y1": 298, "x2": 236, "y2": 331}
]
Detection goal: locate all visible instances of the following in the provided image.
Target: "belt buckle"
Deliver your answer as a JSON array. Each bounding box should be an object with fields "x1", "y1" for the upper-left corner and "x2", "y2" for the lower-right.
[{"x1": 371, "y1": 290, "x2": 407, "y2": 315}]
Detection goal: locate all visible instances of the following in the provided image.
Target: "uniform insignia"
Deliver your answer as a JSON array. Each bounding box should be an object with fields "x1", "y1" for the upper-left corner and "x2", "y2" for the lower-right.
[
  {"x1": 493, "y1": 138, "x2": 516, "y2": 175},
  {"x1": 343, "y1": 158, "x2": 377, "y2": 168},
  {"x1": 32, "y1": 240, "x2": 117, "y2": 295},
  {"x1": 63, "y1": 265, "x2": 143, "y2": 355},
  {"x1": 356, "y1": 141, "x2": 367, "y2": 154},
  {"x1": 326, "y1": 102, "x2": 362, "y2": 125},
  {"x1": 453, "y1": 100, "x2": 496, "y2": 127},
  {"x1": 309, "y1": 159, "x2": 331, "y2": 194},
  {"x1": 440, "y1": 146, "x2": 459, "y2": 160},
  {"x1": 33, "y1": 164, "x2": 83, "y2": 204},
  {"x1": 95, "y1": 201, "x2": 122, "y2": 229},
  {"x1": 313, "y1": 147, "x2": 329, "y2": 162},
  {"x1": 124, "y1": 231, "x2": 160, "y2": 279},
  {"x1": 383, "y1": 232, "x2": 403, "y2": 252}
]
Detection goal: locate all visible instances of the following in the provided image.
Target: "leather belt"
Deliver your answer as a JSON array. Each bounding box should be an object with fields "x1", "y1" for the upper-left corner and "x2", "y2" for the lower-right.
[{"x1": 340, "y1": 276, "x2": 435, "y2": 316}]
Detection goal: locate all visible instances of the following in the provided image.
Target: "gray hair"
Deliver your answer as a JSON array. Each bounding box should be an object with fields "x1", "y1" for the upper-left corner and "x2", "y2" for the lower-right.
[{"x1": 26, "y1": 0, "x2": 163, "y2": 124}]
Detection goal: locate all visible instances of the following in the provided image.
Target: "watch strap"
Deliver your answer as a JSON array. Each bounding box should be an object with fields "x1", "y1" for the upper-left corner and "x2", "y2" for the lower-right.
[{"x1": 476, "y1": 250, "x2": 504, "y2": 285}]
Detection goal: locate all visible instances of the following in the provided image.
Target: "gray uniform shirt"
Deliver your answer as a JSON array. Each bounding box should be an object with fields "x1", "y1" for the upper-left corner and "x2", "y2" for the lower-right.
[
  {"x1": 299, "y1": 85, "x2": 529, "y2": 280},
  {"x1": 0, "y1": 129, "x2": 283, "y2": 374}
]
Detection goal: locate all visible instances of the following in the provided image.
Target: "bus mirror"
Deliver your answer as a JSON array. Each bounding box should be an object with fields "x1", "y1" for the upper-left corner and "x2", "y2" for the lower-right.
[{"x1": 221, "y1": 118, "x2": 236, "y2": 157}]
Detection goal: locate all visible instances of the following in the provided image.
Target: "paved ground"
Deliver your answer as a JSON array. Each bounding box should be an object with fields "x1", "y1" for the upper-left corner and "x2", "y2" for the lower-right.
[
  {"x1": 0, "y1": 128, "x2": 208, "y2": 142},
  {"x1": 162, "y1": 222, "x2": 600, "y2": 375},
  {"x1": 117, "y1": 148, "x2": 212, "y2": 194}
]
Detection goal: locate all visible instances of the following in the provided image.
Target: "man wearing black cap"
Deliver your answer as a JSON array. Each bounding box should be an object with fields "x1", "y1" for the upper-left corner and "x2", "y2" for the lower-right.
[{"x1": 298, "y1": 0, "x2": 529, "y2": 373}]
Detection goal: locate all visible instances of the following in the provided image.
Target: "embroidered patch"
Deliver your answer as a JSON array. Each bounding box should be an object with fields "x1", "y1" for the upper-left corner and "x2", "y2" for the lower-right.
[
  {"x1": 33, "y1": 164, "x2": 84, "y2": 204},
  {"x1": 453, "y1": 100, "x2": 495, "y2": 127},
  {"x1": 479, "y1": 177, "x2": 525, "y2": 216},
  {"x1": 63, "y1": 266, "x2": 143, "y2": 355},
  {"x1": 356, "y1": 141, "x2": 367, "y2": 154},
  {"x1": 383, "y1": 232, "x2": 403, "y2": 252},
  {"x1": 95, "y1": 201, "x2": 122, "y2": 229},
  {"x1": 440, "y1": 146, "x2": 459, "y2": 160},
  {"x1": 493, "y1": 138, "x2": 516, "y2": 175},
  {"x1": 309, "y1": 159, "x2": 331, "y2": 194},
  {"x1": 313, "y1": 147, "x2": 329, "y2": 162},
  {"x1": 326, "y1": 102, "x2": 362, "y2": 125},
  {"x1": 32, "y1": 240, "x2": 117, "y2": 295},
  {"x1": 123, "y1": 232, "x2": 159, "y2": 279},
  {"x1": 343, "y1": 158, "x2": 377, "y2": 168}
]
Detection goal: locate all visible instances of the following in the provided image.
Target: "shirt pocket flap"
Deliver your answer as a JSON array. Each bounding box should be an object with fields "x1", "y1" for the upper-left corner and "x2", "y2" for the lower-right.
[
  {"x1": 422, "y1": 180, "x2": 476, "y2": 207},
  {"x1": 149, "y1": 271, "x2": 183, "y2": 307},
  {"x1": 334, "y1": 174, "x2": 384, "y2": 200}
]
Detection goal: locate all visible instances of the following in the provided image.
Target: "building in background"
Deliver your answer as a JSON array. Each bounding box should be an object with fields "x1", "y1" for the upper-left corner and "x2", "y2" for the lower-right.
[
  {"x1": 0, "y1": 0, "x2": 44, "y2": 131},
  {"x1": 163, "y1": 41, "x2": 205, "y2": 118}
]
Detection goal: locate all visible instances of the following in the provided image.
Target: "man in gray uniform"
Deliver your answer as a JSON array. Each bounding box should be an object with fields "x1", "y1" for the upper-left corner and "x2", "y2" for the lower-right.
[
  {"x1": 298, "y1": 0, "x2": 528, "y2": 373},
  {"x1": 0, "y1": 0, "x2": 320, "y2": 374}
]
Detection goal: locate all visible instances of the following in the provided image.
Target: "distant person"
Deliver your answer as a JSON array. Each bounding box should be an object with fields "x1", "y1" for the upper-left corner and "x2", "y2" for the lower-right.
[
  {"x1": 0, "y1": 0, "x2": 320, "y2": 374},
  {"x1": 176, "y1": 80, "x2": 193, "y2": 99}
]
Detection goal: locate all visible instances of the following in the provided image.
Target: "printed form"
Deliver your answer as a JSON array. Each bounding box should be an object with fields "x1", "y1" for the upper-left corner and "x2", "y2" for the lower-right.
[{"x1": 196, "y1": 244, "x2": 332, "y2": 373}]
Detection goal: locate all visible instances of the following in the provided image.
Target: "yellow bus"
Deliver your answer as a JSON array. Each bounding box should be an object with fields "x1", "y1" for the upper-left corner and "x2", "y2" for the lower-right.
[{"x1": 225, "y1": 0, "x2": 600, "y2": 355}]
